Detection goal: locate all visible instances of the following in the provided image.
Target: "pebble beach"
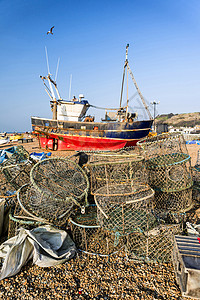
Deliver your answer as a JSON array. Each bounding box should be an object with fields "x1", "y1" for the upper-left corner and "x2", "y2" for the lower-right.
[{"x1": 0, "y1": 136, "x2": 199, "y2": 300}]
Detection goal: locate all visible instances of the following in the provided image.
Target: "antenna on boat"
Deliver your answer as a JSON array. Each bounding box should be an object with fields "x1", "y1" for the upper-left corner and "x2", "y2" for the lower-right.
[
  {"x1": 55, "y1": 57, "x2": 60, "y2": 82},
  {"x1": 119, "y1": 44, "x2": 152, "y2": 120},
  {"x1": 69, "y1": 74, "x2": 72, "y2": 100}
]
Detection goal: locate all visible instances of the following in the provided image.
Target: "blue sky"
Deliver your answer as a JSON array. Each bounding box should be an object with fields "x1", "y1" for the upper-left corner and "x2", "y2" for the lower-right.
[{"x1": 0, "y1": 0, "x2": 200, "y2": 132}]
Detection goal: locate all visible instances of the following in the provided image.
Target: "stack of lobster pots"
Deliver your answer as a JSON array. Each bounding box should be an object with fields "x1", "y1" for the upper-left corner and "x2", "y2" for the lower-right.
[{"x1": 137, "y1": 133, "x2": 194, "y2": 222}]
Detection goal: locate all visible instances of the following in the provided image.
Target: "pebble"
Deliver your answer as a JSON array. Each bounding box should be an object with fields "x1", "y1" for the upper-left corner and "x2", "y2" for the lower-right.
[{"x1": 0, "y1": 252, "x2": 191, "y2": 300}]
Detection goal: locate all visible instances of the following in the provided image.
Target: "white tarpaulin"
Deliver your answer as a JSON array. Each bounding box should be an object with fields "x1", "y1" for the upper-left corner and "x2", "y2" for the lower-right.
[{"x1": 0, "y1": 225, "x2": 76, "y2": 280}]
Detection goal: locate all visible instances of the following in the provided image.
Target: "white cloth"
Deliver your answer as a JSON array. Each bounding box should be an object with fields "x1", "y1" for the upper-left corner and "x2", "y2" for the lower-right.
[
  {"x1": 0, "y1": 225, "x2": 76, "y2": 280},
  {"x1": 186, "y1": 222, "x2": 200, "y2": 236}
]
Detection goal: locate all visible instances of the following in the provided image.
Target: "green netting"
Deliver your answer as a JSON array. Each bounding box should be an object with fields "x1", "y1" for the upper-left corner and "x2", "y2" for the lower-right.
[
  {"x1": 94, "y1": 183, "x2": 155, "y2": 235},
  {"x1": 147, "y1": 153, "x2": 193, "y2": 192},
  {"x1": 126, "y1": 224, "x2": 181, "y2": 263},
  {"x1": 70, "y1": 205, "x2": 124, "y2": 256},
  {"x1": 153, "y1": 188, "x2": 193, "y2": 212}
]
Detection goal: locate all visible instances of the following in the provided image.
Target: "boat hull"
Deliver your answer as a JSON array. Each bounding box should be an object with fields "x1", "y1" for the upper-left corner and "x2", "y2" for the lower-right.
[{"x1": 31, "y1": 117, "x2": 153, "y2": 151}]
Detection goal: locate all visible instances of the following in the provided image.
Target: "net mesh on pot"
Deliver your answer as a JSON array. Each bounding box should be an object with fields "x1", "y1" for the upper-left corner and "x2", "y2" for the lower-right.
[
  {"x1": 30, "y1": 157, "x2": 89, "y2": 207},
  {"x1": 192, "y1": 149, "x2": 200, "y2": 189},
  {"x1": 94, "y1": 183, "x2": 155, "y2": 235},
  {"x1": 17, "y1": 183, "x2": 74, "y2": 225},
  {"x1": 86, "y1": 153, "x2": 146, "y2": 194},
  {"x1": 8, "y1": 201, "x2": 45, "y2": 239},
  {"x1": 70, "y1": 205, "x2": 124, "y2": 256},
  {"x1": 137, "y1": 133, "x2": 188, "y2": 160},
  {"x1": 147, "y1": 153, "x2": 193, "y2": 192},
  {"x1": 0, "y1": 168, "x2": 16, "y2": 209},
  {"x1": 126, "y1": 224, "x2": 181, "y2": 263},
  {"x1": 153, "y1": 188, "x2": 193, "y2": 212},
  {"x1": 2, "y1": 160, "x2": 34, "y2": 190}
]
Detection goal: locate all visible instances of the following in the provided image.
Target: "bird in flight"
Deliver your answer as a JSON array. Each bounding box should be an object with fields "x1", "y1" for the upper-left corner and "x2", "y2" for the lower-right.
[{"x1": 47, "y1": 26, "x2": 55, "y2": 35}]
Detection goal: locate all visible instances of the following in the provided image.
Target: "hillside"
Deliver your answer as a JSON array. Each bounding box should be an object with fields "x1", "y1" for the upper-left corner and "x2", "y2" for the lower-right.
[{"x1": 156, "y1": 112, "x2": 200, "y2": 127}]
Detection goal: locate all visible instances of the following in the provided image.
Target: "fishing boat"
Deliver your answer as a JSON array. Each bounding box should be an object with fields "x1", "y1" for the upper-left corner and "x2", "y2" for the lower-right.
[
  {"x1": 10, "y1": 133, "x2": 24, "y2": 142},
  {"x1": 31, "y1": 45, "x2": 153, "y2": 151}
]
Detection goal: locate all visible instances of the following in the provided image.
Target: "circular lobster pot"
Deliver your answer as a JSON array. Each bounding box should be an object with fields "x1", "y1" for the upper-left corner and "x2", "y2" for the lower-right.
[
  {"x1": 30, "y1": 157, "x2": 89, "y2": 207},
  {"x1": 70, "y1": 205, "x2": 124, "y2": 256},
  {"x1": 85, "y1": 153, "x2": 146, "y2": 194},
  {"x1": 137, "y1": 132, "x2": 188, "y2": 160},
  {"x1": 153, "y1": 187, "x2": 193, "y2": 212},
  {"x1": 94, "y1": 183, "x2": 155, "y2": 236},
  {"x1": 147, "y1": 153, "x2": 193, "y2": 192},
  {"x1": 2, "y1": 159, "x2": 34, "y2": 190},
  {"x1": 17, "y1": 183, "x2": 74, "y2": 226}
]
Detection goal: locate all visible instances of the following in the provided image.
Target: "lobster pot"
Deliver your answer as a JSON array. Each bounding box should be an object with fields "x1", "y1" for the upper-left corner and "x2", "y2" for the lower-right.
[
  {"x1": 192, "y1": 165, "x2": 200, "y2": 186},
  {"x1": 192, "y1": 185, "x2": 200, "y2": 203},
  {"x1": 86, "y1": 154, "x2": 146, "y2": 194},
  {"x1": 0, "y1": 169, "x2": 16, "y2": 210},
  {"x1": 30, "y1": 157, "x2": 89, "y2": 207},
  {"x1": 147, "y1": 153, "x2": 193, "y2": 192},
  {"x1": 195, "y1": 149, "x2": 200, "y2": 166},
  {"x1": 70, "y1": 205, "x2": 124, "y2": 256},
  {"x1": 2, "y1": 160, "x2": 34, "y2": 190},
  {"x1": 17, "y1": 183, "x2": 74, "y2": 226},
  {"x1": 8, "y1": 202, "x2": 45, "y2": 239},
  {"x1": 154, "y1": 188, "x2": 193, "y2": 212},
  {"x1": 86, "y1": 147, "x2": 141, "y2": 163},
  {"x1": 137, "y1": 133, "x2": 188, "y2": 160},
  {"x1": 126, "y1": 224, "x2": 181, "y2": 263},
  {"x1": 94, "y1": 183, "x2": 155, "y2": 235}
]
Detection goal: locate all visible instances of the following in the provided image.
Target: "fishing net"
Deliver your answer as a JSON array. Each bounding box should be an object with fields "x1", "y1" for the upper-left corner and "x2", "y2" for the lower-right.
[
  {"x1": 126, "y1": 224, "x2": 181, "y2": 263},
  {"x1": 153, "y1": 188, "x2": 193, "y2": 212},
  {"x1": 17, "y1": 183, "x2": 74, "y2": 226},
  {"x1": 94, "y1": 183, "x2": 155, "y2": 235},
  {"x1": 85, "y1": 153, "x2": 146, "y2": 194},
  {"x1": 30, "y1": 157, "x2": 89, "y2": 207},
  {"x1": 146, "y1": 153, "x2": 193, "y2": 192},
  {"x1": 70, "y1": 205, "x2": 124, "y2": 256}
]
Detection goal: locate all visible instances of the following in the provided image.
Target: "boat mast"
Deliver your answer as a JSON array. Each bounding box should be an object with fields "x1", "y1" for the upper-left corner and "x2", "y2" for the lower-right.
[
  {"x1": 119, "y1": 44, "x2": 152, "y2": 120},
  {"x1": 46, "y1": 75, "x2": 58, "y2": 120}
]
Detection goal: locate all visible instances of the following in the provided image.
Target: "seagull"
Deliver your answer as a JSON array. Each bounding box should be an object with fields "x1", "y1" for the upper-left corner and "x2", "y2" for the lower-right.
[{"x1": 47, "y1": 26, "x2": 55, "y2": 35}]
